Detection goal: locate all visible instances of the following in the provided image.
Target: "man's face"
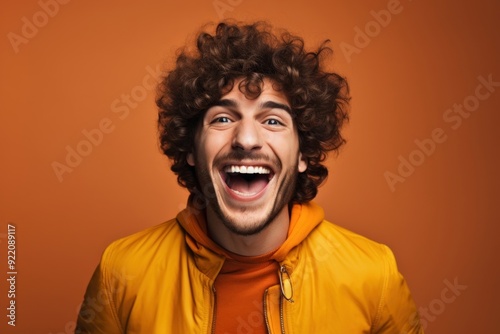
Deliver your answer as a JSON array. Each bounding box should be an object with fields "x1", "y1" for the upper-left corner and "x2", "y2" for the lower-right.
[{"x1": 187, "y1": 78, "x2": 307, "y2": 236}]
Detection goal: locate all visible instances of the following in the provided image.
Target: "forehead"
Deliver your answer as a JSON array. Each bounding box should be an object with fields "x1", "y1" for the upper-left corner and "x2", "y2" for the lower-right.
[{"x1": 220, "y1": 77, "x2": 290, "y2": 106}]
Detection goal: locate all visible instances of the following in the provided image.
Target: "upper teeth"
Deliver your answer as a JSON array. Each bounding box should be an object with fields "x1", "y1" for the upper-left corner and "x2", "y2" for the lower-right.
[{"x1": 224, "y1": 165, "x2": 271, "y2": 174}]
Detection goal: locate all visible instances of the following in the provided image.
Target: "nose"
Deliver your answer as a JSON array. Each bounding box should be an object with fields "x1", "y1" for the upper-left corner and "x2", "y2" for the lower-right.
[{"x1": 232, "y1": 119, "x2": 263, "y2": 151}]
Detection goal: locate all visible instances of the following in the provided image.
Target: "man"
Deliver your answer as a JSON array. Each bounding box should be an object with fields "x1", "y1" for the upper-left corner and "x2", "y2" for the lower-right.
[{"x1": 76, "y1": 21, "x2": 423, "y2": 333}]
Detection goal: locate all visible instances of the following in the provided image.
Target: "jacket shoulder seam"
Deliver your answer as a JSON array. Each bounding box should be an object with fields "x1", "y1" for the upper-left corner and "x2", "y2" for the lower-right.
[
  {"x1": 371, "y1": 244, "x2": 391, "y2": 331},
  {"x1": 100, "y1": 244, "x2": 126, "y2": 332}
]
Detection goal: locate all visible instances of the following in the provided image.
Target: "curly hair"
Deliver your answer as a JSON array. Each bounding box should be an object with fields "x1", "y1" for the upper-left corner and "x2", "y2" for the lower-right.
[{"x1": 157, "y1": 21, "x2": 350, "y2": 204}]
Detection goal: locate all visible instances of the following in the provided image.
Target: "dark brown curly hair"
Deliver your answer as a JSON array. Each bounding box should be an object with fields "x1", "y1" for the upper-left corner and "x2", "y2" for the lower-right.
[{"x1": 157, "y1": 21, "x2": 350, "y2": 204}]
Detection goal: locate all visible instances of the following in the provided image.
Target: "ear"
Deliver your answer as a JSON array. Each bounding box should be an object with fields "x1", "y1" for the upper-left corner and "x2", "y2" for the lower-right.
[
  {"x1": 187, "y1": 153, "x2": 195, "y2": 166},
  {"x1": 297, "y1": 153, "x2": 307, "y2": 173}
]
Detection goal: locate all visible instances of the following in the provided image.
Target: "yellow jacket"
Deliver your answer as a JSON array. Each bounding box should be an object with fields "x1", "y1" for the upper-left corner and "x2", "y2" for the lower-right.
[{"x1": 76, "y1": 201, "x2": 423, "y2": 333}]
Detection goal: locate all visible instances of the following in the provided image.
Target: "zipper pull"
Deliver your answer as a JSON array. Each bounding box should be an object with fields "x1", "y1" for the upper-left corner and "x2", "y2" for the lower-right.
[{"x1": 279, "y1": 265, "x2": 294, "y2": 303}]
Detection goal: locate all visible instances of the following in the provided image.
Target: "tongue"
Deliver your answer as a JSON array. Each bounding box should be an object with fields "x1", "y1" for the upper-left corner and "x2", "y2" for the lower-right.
[{"x1": 228, "y1": 174, "x2": 268, "y2": 194}]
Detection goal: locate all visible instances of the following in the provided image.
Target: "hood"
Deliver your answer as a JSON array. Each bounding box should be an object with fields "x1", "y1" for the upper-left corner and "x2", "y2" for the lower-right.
[{"x1": 176, "y1": 196, "x2": 325, "y2": 278}]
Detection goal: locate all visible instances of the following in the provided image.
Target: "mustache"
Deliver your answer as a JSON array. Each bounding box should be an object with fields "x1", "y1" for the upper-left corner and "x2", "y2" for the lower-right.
[{"x1": 213, "y1": 150, "x2": 281, "y2": 169}]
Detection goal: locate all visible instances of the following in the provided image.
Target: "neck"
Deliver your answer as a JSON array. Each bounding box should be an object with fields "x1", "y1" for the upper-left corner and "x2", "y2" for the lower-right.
[{"x1": 206, "y1": 206, "x2": 290, "y2": 257}]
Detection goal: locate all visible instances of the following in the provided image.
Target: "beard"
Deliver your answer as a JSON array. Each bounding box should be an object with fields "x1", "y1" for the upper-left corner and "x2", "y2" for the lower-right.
[{"x1": 193, "y1": 150, "x2": 299, "y2": 236}]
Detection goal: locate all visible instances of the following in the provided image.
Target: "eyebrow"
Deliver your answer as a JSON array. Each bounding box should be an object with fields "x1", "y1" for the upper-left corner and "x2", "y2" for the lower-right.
[
  {"x1": 261, "y1": 101, "x2": 292, "y2": 113},
  {"x1": 213, "y1": 99, "x2": 292, "y2": 113}
]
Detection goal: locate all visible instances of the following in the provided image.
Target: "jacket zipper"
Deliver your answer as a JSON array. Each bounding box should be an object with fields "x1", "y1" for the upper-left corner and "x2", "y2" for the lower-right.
[
  {"x1": 279, "y1": 293, "x2": 285, "y2": 334},
  {"x1": 279, "y1": 264, "x2": 294, "y2": 333},
  {"x1": 263, "y1": 289, "x2": 286, "y2": 334},
  {"x1": 279, "y1": 265, "x2": 294, "y2": 302},
  {"x1": 262, "y1": 265, "x2": 293, "y2": 333},
  {"x1": 210, "y1": 286, "x2": 217, "y2": 334},
  {"x1": 263, "y1": 289, "x2": 272, "y2": 333}
]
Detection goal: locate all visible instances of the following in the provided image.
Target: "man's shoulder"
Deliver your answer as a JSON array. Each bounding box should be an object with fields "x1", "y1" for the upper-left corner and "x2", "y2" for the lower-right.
[
  {"x1": 100, "y1": 218, "x2": 185, "y2": 270},
  {"x1": 300, "y1": 220, "x2": 400, "y2": 289},
  {"x1": 315, "y1": 219, "x2": 386, "y2": 245},
  {"x1": 306, "y1": 220, "x2": 394, "y2": 266}
]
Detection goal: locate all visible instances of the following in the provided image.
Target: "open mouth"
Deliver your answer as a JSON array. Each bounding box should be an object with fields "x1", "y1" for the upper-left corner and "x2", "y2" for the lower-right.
[{"x1": 221, "y1": 165, "x2": 274, "y2": 197}]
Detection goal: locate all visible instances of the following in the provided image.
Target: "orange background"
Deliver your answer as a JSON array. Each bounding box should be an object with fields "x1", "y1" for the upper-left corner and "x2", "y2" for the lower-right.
[{"x1": 1, "y1": 0, "x2": 499, "y2": 333}]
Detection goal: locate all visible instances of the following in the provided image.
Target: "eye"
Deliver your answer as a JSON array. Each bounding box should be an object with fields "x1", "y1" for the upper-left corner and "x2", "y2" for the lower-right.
[
  {"x1": 264, "y1": 118, "x2": 283, "y2": 126},
  {"x1": 211, "y1": 116, "x2": 232, "y2": 124}
]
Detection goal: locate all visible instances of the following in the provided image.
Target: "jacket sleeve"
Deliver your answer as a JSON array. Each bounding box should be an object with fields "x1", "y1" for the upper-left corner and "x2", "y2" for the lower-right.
[
  {"x1": 75, "y1": 247, "x2": 125, "y2": 334},
  {"x1": 372, "y1": 245, "x2": 424, "y2": 334}
]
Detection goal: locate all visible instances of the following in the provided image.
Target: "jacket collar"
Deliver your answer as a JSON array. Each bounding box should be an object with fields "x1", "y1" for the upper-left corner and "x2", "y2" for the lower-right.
[{"x1": 176, "y1": 196, "x2": 325, "y2": 279}]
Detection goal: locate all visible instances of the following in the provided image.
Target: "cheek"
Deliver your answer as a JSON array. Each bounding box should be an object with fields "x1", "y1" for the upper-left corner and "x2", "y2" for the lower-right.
[
  {"x1": 269, "y1": 134, "x2": 301, "y2": 164},
  {"x1": 198, "y1": 133, "x2": 230, "y2": 164}
]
